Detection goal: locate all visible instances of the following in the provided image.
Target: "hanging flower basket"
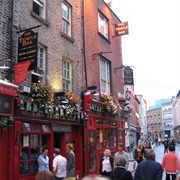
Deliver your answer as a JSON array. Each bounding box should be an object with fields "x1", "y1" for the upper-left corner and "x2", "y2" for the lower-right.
[
  {"x1": 30, "y1": 82, "x2": 53, "y2": 104},
  {"x1": 65, "y1": 92, "x2": 82, "y2": 104},
  {"x1": 100, "y1": 93, "x2": 118, "y2": 116}
]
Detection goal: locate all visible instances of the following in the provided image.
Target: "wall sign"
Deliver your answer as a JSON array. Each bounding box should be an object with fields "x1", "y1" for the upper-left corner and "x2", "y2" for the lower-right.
[
  {"x1": 0, "y1": 95, "x2": 13, "y2": 115},
  {"x1": 52, "y1": 124, "x2": 72, "y2": 132}
]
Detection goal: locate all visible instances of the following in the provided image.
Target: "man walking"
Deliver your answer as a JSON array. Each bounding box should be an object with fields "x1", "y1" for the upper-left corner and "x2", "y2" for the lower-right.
[
  {"x1": 113, "y1": 143, "x2": 129, "y2": 169},
  {"x1": 134, "y1": 149, "x2": 162, "y2": 180},
  {"x1": 162, "y1": 145, "x2": 179, "y2": 180}
]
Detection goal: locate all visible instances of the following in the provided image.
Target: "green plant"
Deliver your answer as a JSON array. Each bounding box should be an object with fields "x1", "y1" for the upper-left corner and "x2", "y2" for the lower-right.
[
  {"x1": 30, "y1": 82, "x2": 53, "y2": 103},
  {"x1": 100, "y1": 93, "x2": 118, "y2": 116},
  {"x1": 65, "y1": 92, "x2": 82, "y2": 104}
]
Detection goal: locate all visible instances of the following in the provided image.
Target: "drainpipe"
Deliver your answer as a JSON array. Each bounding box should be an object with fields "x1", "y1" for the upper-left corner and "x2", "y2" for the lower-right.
[
  {"x1": 82, "y1": 0, "x2": 88, "y2": 89},
  {"x1": 82, "y1": 0, "x2": 87, "y2": 177},
  {"x1": 9, "y1": 0, "x2": 15, "y2": 82}
]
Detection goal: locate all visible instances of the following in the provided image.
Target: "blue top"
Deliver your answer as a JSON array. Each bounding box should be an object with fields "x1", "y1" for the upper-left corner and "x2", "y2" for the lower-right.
[{"x1": 38, "y1": 154, "x2": 49, "y2": 172}]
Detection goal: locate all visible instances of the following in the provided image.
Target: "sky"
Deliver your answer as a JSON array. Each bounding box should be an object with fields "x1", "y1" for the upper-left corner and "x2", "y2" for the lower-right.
[{"x1": 104, "y1": 0, "x2": 180, "y2": 108}]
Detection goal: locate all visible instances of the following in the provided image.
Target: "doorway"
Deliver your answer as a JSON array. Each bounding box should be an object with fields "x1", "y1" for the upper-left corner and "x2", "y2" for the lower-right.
[{"x1": 54, "y1": 133, "x2": 62, "y2": 149}]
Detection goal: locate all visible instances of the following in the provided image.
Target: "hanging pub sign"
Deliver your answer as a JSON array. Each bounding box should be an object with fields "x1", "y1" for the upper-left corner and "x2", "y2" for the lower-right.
[
  {"x1": 115, "y1": 21, "x2": 129, "y2": 36},
  {"x1": 18, "y1": 30, "x2": 38, "y2": 70},
  {"x1": 124, "y1": 67, "x2": 134, "y2": 85},
  {"x1": 0, "y1": 95, "x2": 13, "y2": 115}
]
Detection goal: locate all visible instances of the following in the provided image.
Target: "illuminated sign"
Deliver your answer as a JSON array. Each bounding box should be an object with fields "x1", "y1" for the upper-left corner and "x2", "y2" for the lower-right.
[{"x1": 115, "y1": 21, "x2": 129, "y2": 36}]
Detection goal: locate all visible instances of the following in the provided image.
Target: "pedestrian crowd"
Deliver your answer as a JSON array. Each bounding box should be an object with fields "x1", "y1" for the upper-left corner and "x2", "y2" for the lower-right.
[
  {"x1": 34, "y1": 143, "x2": 75, "y2": 180},
  {"x1": 34, "y1": 137, "x2": 180, "y2": 180},
  {"x1": 97, "y1": 137, "x2": 180, "y2": 180}
]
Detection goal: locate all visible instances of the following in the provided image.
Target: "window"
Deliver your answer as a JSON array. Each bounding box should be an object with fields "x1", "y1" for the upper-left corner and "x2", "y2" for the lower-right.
[
  {"x1": 100, "y1": 58, "x2": 110, "y2": 94},
  {"x1": 62, "y1": 2, "x2": 71, "y2": 36},
  {"x1": 98, "y1": 11, "x2": 109, "y2": 38},
  {"x1": 32, "y1": 45, "x2": 46, "y2": 83},
  {"x1": 33, "y1": 0, "x2": 46, "y2": 19},
  {"x1": 20, "y1": 122, "x2": 50, "y2": 175},
  {"x1": 62, "y1": 58, "x2": 72, "y2": 92}
]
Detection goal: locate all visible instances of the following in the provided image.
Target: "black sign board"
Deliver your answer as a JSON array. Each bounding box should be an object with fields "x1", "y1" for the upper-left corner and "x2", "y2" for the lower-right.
[
  {"x1": 124, "y1": 67, "x2": 134, "y2": 85},
  {"x1": 18, "y1": 30, "x2": 38, "y2": 70},
  {"x1": 52, "y1": 124, "x2": 72, "y2": 132},
  {"x1": 0, "y1": 95, "x2": 13, "y2": 115}
]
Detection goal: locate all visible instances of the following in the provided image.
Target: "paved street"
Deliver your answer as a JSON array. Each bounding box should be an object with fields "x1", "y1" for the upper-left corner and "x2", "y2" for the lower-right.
[{"x1": 128, "y1": 143, "x2": 180, "y2": 179}]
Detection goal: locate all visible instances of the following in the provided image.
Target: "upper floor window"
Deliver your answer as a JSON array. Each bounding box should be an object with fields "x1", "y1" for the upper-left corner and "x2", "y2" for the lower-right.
[
  {"x1": 62, "y1": 57, "x2": 72, "y2": 92},
  {"x1": 62, "y1": 2, "x2": 71, "y2": 36},
  {"x1": 98, "y1": 11, "x2": 109, "y2": 39},
  {"x1": 32, "y1": 45, "x2": 46, "y2": 83},
  {"x1": 100, "y1": 58, "x2": 110, "y2": 94},
  {"x1": 33, "y1": 0, "x2": 46, "y2": 19}
]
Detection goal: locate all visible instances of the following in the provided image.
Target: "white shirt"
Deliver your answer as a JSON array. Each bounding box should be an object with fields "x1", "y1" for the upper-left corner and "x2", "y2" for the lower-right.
[
  {"x1": 102, "y1": 157, "x2": 112, "y2": 172},
  {"x1": 53, "y1": 155, "x2": 67, "y2": 178}
]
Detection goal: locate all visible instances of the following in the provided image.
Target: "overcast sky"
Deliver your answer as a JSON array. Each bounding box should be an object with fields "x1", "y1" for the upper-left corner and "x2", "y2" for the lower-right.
[{"x1": 105, "y1": 0, "x2": 180, "y2": 108}]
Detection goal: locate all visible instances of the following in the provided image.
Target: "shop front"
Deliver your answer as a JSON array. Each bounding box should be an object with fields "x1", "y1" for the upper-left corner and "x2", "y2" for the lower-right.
[
  {"x1": 0, "y1": 80, "x2": 18, "y2": 180},
  {"x1": 83, "y1": 92, "x2": 126, "y2": 176},
  {"x1": 2, "y1": 96, "x2": 83, "y2": 180}
]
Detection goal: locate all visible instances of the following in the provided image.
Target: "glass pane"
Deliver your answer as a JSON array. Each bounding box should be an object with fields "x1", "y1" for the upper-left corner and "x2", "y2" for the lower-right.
[
  {"x1": 30, "y1": 148, "x2": 38, "y2": 173},
  {"x1": 32, "y1": 123, "x2": 41, "y2": 132},
  {"x1": 20, "y1": 148, "x2": 29, "y2": 174},
  {"x1": 96, "y1": 128, "x2": 103, "y2": 149},
  {"x1": 96, "y1": 119, "x2": 103, "y2": 124},
  {"x1": 41, "y1": 135, "x2": 48, "y2": 146},
  {"x1": 110, "y1": 129, "x2": 116, "y2": 147},
  {"x1": 118, "y1": 130, "x2": 123, "y2": 143},
  {"x1": 22, "y1": 135, "x2": 29, "y2": 146},
  {"x1": 88, "y1": 130, "x2": 96, "y2": 173},
  {"x1": 103, "y1": 128, "x2": 110, "y2": 147},
  {"x1": 22, "y1": 123, "x2": 31, "y2": 131},
  {"x1": 42, "y1": 125, "x2": 50, "y2": 132},
  {"x1": 30, "y1": 134, "x2": 38, "y2": 146}
]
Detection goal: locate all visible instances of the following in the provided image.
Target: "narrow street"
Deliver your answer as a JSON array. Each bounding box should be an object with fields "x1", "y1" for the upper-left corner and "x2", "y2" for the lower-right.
[{"x1": 128, "y1": 143, "x2": 180, "y2": 179}]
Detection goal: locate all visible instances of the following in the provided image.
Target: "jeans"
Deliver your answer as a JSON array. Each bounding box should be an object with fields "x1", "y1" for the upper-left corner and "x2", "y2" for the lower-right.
[{"x1": 67, "y1": 168, "x2": 75, "y2": 177}]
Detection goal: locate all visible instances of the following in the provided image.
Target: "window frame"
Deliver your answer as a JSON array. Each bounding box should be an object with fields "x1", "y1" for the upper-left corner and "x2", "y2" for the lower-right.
[
  {"x1": 20, "y1": 122, "x2": 51, "y2": 176},
  {"x1": 62, "y1": 57, "x2": 72, "y2": 92},
  {"x1": 98, "y1": 11, "x2": 109, "y2": 39},
  {"x1": 31, "y1": 44, "x2": 46, "y2": 83},
  {"x1": 33, "y1": 0, "x2": 46, "y2": 19},
  {"x1": 99, "y1": 58, "x2": 110, "y2": 94},
  {"x1": 62, "y1": 1, "x2": 72, "y2": 37}
]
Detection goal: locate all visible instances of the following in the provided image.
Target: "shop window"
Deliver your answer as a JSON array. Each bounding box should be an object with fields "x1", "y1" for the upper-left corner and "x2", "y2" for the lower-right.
[
  {"x1": 20, "y1": 123, "x2": 50, "y2": 175},
  {"x1": 96, "y1": 128, "x2": 103, "y2": 148},
  {"x1": 118, "y1": 130, "x2": 123, "y2": 143},
  {"x1": 88, "y1": 130, "x2": 96, "y2": 173},
  {"x1": 96, "y1": 119, "x2": 103, "y2": 124},
  {"x1": 103, "y1": 128, "x2": 110, "y2": 147},
  {"x1": 110, "y1": 128, "x2": 116, "y2": 147}
]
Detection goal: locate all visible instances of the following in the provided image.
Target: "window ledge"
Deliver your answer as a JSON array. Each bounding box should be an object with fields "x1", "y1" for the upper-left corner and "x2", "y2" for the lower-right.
[
  {"x1": 30, "y1": 11, "x2": 50, "y2": 27},
  {"x1": 61, "y1": 32, "x2": 75, "y2": 43},
  {"x1": 98, "y1": 32, "x2": 111, "y2": 43}
]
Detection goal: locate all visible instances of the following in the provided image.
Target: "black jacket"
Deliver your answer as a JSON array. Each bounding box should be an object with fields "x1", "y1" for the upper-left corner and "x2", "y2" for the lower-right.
[{"x1": 99, "y1": 156, "x2": 114, "y2": 174}]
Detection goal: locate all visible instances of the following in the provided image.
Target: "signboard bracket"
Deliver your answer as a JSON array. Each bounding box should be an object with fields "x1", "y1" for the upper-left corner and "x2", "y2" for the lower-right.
[{"x1": 17, "y1": 25, "x2": 42, "y2": 34}]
